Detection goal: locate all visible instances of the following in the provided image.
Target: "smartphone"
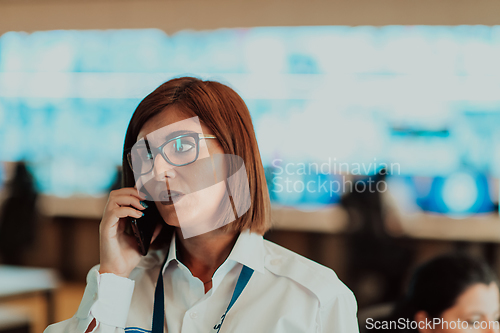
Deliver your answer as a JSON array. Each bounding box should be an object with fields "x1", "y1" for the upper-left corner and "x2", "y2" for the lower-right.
[{"x1": 128, "y1": 201, "x2": 162, "y2": 256}]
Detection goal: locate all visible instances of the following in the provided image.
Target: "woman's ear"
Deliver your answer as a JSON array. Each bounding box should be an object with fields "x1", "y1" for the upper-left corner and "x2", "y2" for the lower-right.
[{"x1": 414, "y1": 311, "x2": 433, "y2": 333}]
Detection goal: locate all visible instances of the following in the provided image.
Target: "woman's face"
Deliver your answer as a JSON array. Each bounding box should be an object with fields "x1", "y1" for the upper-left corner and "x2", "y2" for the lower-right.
[
  {"x1": 136, "y1": 106, "x2": 227, "y2": 237},
  {"x1": 419, "y1": 282, "x2": 500, "y2": 333}
]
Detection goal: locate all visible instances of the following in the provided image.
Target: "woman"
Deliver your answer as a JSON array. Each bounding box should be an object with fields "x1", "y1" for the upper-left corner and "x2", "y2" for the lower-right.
[
  {"x1": 370, "y1": 253, "x2": 499, "y2": 333},
  {"x1": 44, "y1": 77, "x2": 358, "y2": 333}
]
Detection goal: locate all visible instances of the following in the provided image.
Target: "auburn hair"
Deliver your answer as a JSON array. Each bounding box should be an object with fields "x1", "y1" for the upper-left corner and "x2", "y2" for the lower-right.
[{"x1": 122, "y1": 77, "x2": 272, "y2": 244}]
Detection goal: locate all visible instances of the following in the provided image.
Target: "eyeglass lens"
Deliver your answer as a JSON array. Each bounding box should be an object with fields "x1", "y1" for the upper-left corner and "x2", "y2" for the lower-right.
[{"x1": 129, "y1": 135, "x2": 199, "y2": 174}]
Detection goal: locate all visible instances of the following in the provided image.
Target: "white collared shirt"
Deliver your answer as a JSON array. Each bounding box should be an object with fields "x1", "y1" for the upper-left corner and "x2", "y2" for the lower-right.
[{"x1": 45, "y1": 230, "x2": 359, "y2": 333}]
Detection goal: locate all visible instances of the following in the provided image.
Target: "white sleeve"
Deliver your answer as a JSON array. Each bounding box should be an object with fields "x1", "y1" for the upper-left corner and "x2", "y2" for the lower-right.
[
  {"x1": 317, "y1": 290, "x2": 360, "y2": 333},
  {"x1": 43, "y1": 266, "x2": 135, "y2": 333}
]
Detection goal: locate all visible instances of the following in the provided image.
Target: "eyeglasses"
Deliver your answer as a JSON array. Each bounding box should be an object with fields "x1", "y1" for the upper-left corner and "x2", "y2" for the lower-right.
[{"x1": 127, "y1": 133, "x2": 217, "y2": 175}]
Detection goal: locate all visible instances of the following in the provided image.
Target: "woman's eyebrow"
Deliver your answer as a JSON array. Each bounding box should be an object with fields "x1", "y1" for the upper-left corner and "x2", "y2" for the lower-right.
[
  {"x1": 464, "y1": 311, "x2": 486, "y2": 318},
  {"x1": 164, "y1": 129, "x2": 197, "y2": 141}
]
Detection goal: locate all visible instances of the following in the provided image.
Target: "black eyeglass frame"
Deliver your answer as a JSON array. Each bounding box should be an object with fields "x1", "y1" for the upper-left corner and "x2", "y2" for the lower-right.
[{"x1": 126, "y1": 133, "x2": 217, "y2": 175}]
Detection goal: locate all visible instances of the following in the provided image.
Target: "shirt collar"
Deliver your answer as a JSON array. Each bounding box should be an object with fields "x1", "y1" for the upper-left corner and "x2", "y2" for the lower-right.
[
  {"x1": 162, "y1": 229, "x2": 265, "y2": 274},
  {"x1": 162, "y1": 231, "x2": 179, "y2": 271},
  {"x1": 227, "y1": 229, "x2": 265, "y2": 274}
]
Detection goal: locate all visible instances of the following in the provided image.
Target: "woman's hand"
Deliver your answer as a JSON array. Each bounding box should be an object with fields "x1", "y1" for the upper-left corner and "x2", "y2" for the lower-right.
[{"x1": 98, "y1": 188, "x2": 160, "y2": 278}]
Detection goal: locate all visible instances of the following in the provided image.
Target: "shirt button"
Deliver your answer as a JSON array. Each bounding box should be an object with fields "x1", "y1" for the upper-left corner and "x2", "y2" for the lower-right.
[
  {"x1": 190, "y1": 311, "x2": 198, "y2": 319},
  {"x1": 271, "y1": 259, "x2": 281, "y2": 265}
]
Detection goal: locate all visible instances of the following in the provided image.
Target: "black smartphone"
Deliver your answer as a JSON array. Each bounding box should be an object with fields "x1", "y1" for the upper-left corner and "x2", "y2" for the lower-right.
[{"x1": 128, "y1": 201, "x2": 162, "y2": 256}]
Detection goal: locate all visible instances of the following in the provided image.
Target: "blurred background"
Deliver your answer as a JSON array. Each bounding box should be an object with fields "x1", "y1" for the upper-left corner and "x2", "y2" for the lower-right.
[{"x1": 1, "y1": 0, "x2": 500, "y2": 332}]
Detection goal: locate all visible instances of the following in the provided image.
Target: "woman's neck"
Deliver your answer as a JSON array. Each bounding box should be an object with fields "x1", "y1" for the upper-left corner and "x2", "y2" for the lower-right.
[{"x1": 175, "y1": 228, "x2": 239, "y2": 288}]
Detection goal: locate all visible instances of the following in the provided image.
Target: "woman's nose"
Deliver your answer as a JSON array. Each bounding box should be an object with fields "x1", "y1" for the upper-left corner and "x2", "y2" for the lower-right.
[{"x1": 152, "y1": 153, "x2": 176, "y2": 181}]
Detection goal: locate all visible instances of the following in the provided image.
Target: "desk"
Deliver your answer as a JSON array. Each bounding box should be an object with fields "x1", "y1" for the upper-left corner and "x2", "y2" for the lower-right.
[
  {"x1": 36, "y1": 194, "x2": 500, "y2": 240},
  {"x1": 395, "y1": 212, "x2": 500, "y2": 271},
  {"x1": 399, "y1": 212, "x2": 500, "y2": 242},
  {"x1": 38, "y1": 195, "x2": 106, "y2": 279},
  {"x1": 38, "y1": 195, "x2": 351, "y2": 234},
  {"x1": 38, "y1": 195, "x2": 107, "y2": 219},
  {"x1": 271, "y1": 205, "x2": 349, "y2": 233},
  {"x1": 0, "y1": 266, "x2": 59, "y2": 325},
  {"x1": 38, "y1": 195, "x2": 350, "y2": 280}
]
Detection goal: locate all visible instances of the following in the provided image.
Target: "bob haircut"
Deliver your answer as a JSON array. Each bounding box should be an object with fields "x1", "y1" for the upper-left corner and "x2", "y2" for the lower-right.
[{"x1": 122, "y1": 77, "x2": 272, "y2": 242}]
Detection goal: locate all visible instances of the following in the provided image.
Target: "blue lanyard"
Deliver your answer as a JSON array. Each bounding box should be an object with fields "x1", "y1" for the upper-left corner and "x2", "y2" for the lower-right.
[{"x1": 151, "y1": 255, "x2": 254, "y2": 333}]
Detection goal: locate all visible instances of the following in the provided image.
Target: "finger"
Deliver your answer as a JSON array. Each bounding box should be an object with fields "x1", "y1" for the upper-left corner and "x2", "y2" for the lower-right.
[
  {"x1": 101, "y1": 207, "x2": 143, "y2": 232},
  {"x1": 110, "y1": 195, "x2": 147, "y2": 211},
  {"x1": 114, "y1": 206, "x2": 144, "y2": 220},
  {"x1": 110, "y1": 187, "x2": 147, "y2": 200}
]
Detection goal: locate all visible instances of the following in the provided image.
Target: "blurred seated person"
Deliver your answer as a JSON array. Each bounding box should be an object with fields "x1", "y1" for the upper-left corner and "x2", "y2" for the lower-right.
[
  {"x1": 366, "y1": 253, "x2": 499, "y2": 333},
  {"x1": 0, "y1": 161, "x2": 38, "y2": 265}
]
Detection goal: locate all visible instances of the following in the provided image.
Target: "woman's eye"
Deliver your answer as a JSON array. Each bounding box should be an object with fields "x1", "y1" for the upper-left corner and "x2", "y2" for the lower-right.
[
  {"x1": 173, "y1": 139, "x2": 195, "y2": 153},
  {"x1": 466, "y1": 318, "x2": 482, "y2": 327}
]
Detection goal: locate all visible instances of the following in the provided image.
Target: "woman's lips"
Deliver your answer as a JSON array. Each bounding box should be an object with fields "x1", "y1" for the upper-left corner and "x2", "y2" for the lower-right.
[{"x1": 158, "y1": 190, "x2": 184, "y2": 205}]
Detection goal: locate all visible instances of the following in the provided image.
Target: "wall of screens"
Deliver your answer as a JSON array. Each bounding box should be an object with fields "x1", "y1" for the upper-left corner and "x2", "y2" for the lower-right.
[{"x1": 1, "y1": 26, "x2": 499, "y2": 214}]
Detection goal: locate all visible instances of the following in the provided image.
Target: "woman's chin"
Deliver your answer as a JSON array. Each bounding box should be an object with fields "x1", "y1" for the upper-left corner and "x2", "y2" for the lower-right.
[
  {"x1": 155, "y1": 204, "x2": 177, "y2": 225},
  {"x1": 155, "y1": 202, "x2": 197, "y2": 227}
]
